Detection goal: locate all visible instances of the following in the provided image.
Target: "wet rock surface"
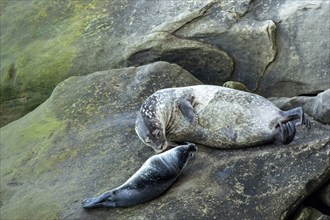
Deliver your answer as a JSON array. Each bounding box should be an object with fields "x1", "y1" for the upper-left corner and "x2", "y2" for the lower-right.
[
  {"x1": 1, "y1": 0, "x2": 329, "y2": 126},
  {"x1": 1, "y1": 62, "x2": 329, "y2": 220}
]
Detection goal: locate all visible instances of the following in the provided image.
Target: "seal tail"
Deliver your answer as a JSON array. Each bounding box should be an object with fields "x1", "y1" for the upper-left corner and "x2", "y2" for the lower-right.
[{"x1": 82, "y1": 191, "x2": 115, "y2": 208}]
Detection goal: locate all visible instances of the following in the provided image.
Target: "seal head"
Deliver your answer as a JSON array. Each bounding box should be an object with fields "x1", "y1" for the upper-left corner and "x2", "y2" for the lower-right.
[{"x1": 135, "y1": 96, "x2": 168, "y2": 153}]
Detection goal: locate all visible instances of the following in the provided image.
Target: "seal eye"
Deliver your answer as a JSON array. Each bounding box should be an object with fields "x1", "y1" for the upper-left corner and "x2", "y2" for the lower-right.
[{"x1": 152, "y1": 129, "x2": 161, "y2": 139}]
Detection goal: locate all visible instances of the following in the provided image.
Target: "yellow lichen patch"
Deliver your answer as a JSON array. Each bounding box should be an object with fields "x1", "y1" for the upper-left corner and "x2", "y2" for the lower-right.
[
  {"x1": 0, "y1": 0, "x2": 114, "y2": 125},
  {"x1": 0, "y1": 98, "x2": 72, "y2": 219},
  {"x1": 0, "y1": 101, "x2": 66, "y2": 180},
  {"x1": 12, "y1": 1, "x2": 92, "y2": 92},
  {"x1": 0, "y1": 0, "x2": 112, "y2": 90}
]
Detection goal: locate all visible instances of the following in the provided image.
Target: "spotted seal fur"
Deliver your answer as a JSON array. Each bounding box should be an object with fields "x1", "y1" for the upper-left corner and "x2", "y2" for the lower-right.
[{"x1": 135, "y1": 85, "x2": 310, "y2": 153}]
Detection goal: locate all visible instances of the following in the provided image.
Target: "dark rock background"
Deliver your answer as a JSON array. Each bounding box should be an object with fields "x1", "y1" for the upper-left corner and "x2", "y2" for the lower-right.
[{"x1": 1, "y1": 0, "x2": 329, "y2": 219}]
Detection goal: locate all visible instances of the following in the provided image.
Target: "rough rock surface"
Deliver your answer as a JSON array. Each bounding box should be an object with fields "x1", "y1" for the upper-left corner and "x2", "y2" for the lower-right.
[
  {"x1": 269, "y1": 89, "x2": 330, "y2": 125},
  {"x1": 1, "y1": 62, "x2": 329, "y2": 220},
  {"x1": 252, "y1": 0, "x2": 330, "y2": 97},
  {"x1": 1, "y1": 0, "x2": 329, "y2": 126}
]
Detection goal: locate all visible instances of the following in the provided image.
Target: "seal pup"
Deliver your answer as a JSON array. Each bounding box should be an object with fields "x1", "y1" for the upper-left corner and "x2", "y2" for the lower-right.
[
  {"x1": 82, "y1": 143, "x2": 197, "y2": 208},
  {"x1": 135, "y1": 85, "x2": 310, "y2": 153}
]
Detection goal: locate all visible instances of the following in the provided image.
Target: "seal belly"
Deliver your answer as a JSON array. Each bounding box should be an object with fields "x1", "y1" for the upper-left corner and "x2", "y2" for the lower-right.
[
  {"x1": 136, "y1": 85, "x2": 309, "y2": 152},
  {"x1": 167, "y1": 87, "x2": 281, "y2": 148}
]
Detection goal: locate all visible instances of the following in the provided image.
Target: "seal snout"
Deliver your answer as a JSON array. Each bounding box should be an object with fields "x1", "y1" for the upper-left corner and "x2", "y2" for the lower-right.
[
  {"x1": 154, "y1": 141, "x2": 169, "y2": 153},
  {"x1": 184, "y1": 143, "x2": 198, "y2": 158},
  {"x1": 187, "y1": 143, "x2": 197, "y2": 152}
]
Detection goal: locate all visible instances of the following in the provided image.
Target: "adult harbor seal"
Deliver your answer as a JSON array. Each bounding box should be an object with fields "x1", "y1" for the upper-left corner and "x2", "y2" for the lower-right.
[
  {"x1": 82, "y1": 143, "x2": 197, "y2": 208},
  {"x1": 135, "y1": 85, "x2": 310, "y2": 153}
]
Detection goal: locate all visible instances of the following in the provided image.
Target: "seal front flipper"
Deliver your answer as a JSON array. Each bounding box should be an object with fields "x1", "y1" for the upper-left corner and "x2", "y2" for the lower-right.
[
  {"x1": 178, "y1": 95, "x2": 198, "y2": 125},
  {"x1": 82, "y1": 191, "x2": 115, "y2": 208}
]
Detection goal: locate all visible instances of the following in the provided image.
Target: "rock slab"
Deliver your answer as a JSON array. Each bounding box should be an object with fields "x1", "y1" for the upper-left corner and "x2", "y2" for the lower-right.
[
  {"x1": 1, "y1": 62, "x2": 329, "y2": 220},
  {"x1": 1, "y1": 0, "x2": 329, "y2": 125}
]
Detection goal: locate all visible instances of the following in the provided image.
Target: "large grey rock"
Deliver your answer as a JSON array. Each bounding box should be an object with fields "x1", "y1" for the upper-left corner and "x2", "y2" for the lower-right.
[
  {"x1": 252, "y1": 0, "x2": 330, "y2": 97},
  {"x1": 170, "y1": 0, "x2": 330, "y2": 95},
  {"x1": 174, "y1": 3, "x2": 277, "y2": 92},
  {"x1": 125, "y1": 32, "x2": 234, "y2": 85},
  {"x1": 1, "y1": 0, "x2": 329, "y2": 126},
  {"x1": 269, "y1": 89, "x2": 330, "y2": 125},
  {"x1": 1, "y1": 62, "x2": 329, "y2": 220}
]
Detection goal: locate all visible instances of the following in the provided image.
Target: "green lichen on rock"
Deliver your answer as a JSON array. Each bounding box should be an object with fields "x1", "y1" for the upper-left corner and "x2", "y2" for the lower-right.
[
  {"x1": 0, "y1": 62, "x2": 203, "y2": 220},
  {"x1": 1, "y1": 1, "x2": 76, "y2": 89},
  {"x1": 223, "y1": 81, "x2": 250, "y2": 92},
  {"x1": 0, "y1": 99, "x2": 66, "y2": 219},
  {"x1": 0, "y1": 0, "x2": 113, "y2": 126}
]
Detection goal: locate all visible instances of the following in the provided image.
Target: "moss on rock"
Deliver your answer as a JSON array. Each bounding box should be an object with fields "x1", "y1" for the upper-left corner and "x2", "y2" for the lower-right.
[
  {"x1": 0, "y1": 0, "x2": 113, "y2": 126},
  {"x1": 223, "y1": 81, "x2": 250, "y2": 92},
  {"x1": 0, "y1": 101, "x2": 66, "y2": 186},
  {"x1": 0, "y1": 62, "x2": 202, "y2": 219}
]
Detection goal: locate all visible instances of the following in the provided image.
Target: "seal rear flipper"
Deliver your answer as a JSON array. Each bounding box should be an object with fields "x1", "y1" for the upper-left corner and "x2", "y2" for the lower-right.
[
  {"x1": 274, "y1": 121, "x2": 296, "y2": 145},
  {"x1": 82, "y1": 191, "x2": 115, "y2": 208},
  {"x1": 281, "y1": 107, "x2": 311, "y2": 129},
  {"x1": 178, "y1": 95, "x2": 198, "y2": 125}
]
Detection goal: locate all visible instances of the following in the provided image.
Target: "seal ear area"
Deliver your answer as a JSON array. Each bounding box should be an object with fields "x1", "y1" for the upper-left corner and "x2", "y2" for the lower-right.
[{"x1": 178, "y1": 95, "x2": 198, "y2": 125}]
